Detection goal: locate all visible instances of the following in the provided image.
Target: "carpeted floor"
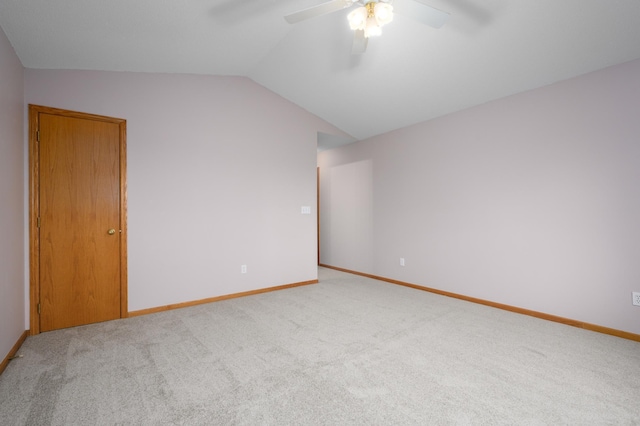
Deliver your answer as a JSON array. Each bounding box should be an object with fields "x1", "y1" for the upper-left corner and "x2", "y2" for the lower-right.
[{"x1": 1, "y1": 267, "x2": 639, "y2": 425}]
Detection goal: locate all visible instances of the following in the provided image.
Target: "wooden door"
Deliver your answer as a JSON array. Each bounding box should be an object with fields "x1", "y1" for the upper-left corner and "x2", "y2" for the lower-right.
[{"x1": 29, "y1": 105, "x2": 127, "y2": 333}]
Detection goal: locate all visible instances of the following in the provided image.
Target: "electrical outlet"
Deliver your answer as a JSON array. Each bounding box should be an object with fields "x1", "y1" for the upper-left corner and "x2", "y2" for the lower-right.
[
  {"x1": 633, "y1": 292, "x2": 640, "y2": 307},
  {"x1": 241, "y1": 265, "x2": 247, "y2": 274}
]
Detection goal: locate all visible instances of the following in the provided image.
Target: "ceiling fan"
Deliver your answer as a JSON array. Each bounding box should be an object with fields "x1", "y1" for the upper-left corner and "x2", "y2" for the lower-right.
[{"x1": 284, "y1": 0, "x2": 450, "y2": 54}]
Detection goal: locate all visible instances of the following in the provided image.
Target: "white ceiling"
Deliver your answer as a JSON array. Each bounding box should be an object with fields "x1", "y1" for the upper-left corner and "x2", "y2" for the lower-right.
[{"x1": 2, "y1": 0, "x2": 640, "y2": 145}]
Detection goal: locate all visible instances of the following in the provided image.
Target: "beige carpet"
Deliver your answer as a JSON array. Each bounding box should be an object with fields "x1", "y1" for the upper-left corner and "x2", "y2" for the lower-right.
[{"x1": 1, "y1": 267, "x2": 639, "y2": 425}]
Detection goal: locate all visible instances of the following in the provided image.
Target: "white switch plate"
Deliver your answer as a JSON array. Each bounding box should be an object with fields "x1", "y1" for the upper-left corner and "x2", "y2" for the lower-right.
[
  {"x1": 241, "y1": 265, "x2": 247, "y2": 274},
  {"x1": 301, "y1": 206, "x2": 311, "y2": 214},
  {"x1": 633, "y1": 292, "x2": 640, "y2": 306},
  {"x1": 400, "y1": 258, "x2": 405, "y2": 266}
]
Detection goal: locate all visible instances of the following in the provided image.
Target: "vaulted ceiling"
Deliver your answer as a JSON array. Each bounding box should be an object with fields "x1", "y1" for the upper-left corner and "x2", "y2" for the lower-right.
[{"x1": 2, "y1": 0, "x2": 640, "y2": 144}]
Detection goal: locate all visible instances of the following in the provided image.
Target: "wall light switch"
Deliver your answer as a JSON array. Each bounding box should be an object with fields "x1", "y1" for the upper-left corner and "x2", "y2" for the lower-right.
[
  {"x1": 301, "y1": 206, "x2": 311, "y2": 215},
  {"x1": 241, "y1": 265, "x2": 247, "y2": 274}
]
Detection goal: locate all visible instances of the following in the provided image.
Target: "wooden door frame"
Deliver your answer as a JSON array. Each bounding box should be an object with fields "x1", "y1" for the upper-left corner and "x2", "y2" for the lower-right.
[
  {"x1": 317, "y1": 167, "x2": 320, "y2": 265},
  {"x1": 28, "y1": 104, "x2": 128, "y2": 335}
]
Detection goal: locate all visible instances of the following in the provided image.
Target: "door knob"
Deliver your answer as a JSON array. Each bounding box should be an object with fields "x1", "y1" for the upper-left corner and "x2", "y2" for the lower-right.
[{"x1": 108, "y1": 229, "x2": 116, "y2": 235}]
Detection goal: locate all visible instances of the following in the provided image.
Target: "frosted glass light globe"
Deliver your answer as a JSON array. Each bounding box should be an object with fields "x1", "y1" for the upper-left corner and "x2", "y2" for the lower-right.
[
  {"x1": 374, "y1": 3, "x2": 393, "y2": 26},
  {"x1": 348, "y1": 7, "x2": 368, "y2": 31}
]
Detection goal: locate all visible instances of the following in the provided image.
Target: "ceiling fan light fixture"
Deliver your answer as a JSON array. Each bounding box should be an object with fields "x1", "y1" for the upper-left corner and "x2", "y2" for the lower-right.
[
  {"x1": 285, "y1": 0, "x2": 450, "y2": 54},
  {"x1": 348, "y1": 1, "x2": 393, "y2": 38}
]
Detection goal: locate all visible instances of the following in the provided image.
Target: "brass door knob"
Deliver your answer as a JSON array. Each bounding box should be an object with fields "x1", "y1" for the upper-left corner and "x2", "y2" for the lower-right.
[{"x1": 108, "y1": 229, "x2": 116, "y2": 235}]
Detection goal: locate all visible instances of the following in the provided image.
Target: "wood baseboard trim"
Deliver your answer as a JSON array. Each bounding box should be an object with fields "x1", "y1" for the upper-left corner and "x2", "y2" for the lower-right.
[
  {"x1": 319, "y1": 264, "x2": 640, "y2": 343},
  {"x1": 0, "y1": 330, "x2": 29, "y2": 376},
  {"x1": 129, "y1": 279, "x2": 318, "y2": 318}
]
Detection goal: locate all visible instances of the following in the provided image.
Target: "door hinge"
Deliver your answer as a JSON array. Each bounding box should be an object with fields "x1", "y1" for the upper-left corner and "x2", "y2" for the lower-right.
[
  {"x1": 36, "y1": 130, "x2": 40, "y2": 142},
  {"x1": 37, "y1": 217, "x2": 41, "y2": 228},
  {"x1": 37, "y1": 303, "x2": 41, "y2": 315}
]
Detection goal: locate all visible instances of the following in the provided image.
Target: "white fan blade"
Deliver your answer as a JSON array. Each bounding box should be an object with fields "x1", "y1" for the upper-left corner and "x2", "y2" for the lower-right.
[
  {"x1": 352, "y1": 29, "x2": 368, "y2": 54},
  {"x1": 392, "y1": 0, "x2": 450, "y2": 29},
  {"x1": 285, "y1": 0, "x2": 355, "y2": 24}
]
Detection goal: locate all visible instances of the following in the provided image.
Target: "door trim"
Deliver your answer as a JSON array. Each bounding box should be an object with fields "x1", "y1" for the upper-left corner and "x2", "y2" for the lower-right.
[
  {"x1": 317, "y1": 167, "x2": 320, "y2": 265},
  {"x1": 28, "y1": 105, "x2": 128, "y2": 335}
]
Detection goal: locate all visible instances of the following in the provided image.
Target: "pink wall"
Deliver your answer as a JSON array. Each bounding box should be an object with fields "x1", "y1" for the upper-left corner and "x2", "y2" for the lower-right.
[
  {"x1": 0, "y1": 26, "x2": 25, "y2": 359},
  {"x1": 25, "y1": 70, "x2": 347, "y2": 312},
  {"x1": 319, "y1": 59, "x2": 640, "y2": 335}
]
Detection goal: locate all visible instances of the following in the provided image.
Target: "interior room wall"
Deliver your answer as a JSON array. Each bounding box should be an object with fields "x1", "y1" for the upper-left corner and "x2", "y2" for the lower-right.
[
  {"x1": 318, "y1": 59, "x2": 640, "y2": 335},
  {"x1": 25, "y1": 69, "x2": 348, "y2": 312},
  {"x1": 0, "y1": 26, "x2": 25, "y2": 358}
]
